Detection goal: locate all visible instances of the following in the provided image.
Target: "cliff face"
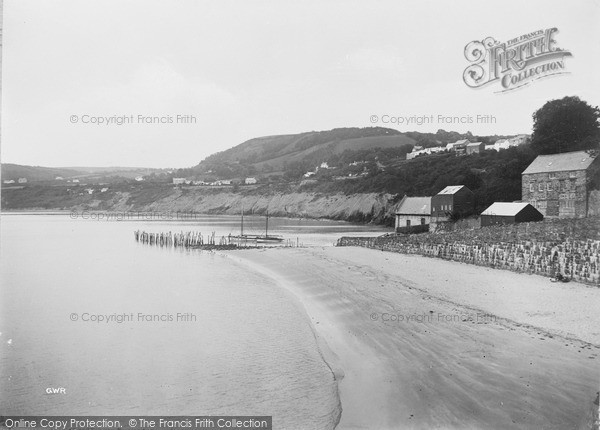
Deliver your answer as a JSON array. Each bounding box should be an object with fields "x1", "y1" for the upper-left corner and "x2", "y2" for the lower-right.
[
  {"x1": 3, "y1": 185, "x2": 397, "y2": 225},
  {"x1": 136, "y1": 189, "x2": 397, "y2": 224}
]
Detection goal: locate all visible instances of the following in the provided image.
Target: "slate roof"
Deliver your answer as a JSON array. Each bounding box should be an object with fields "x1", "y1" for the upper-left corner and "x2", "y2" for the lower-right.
[
  {"x1": 395, "y1": 196, "x2": 431, "y2": 215},
  {"x1": 437, "y1": 185, "x2": 468, "y2": 195},
  {"x1": 522, "y1": 150, "x2": 597, "y2": 175},
  {"x1": 481, "y1": 202, "x2": 535, "y2": 217}
]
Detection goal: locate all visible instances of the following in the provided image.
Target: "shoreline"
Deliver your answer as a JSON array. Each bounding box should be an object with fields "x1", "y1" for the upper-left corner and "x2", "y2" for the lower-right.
[
  {"x1": 228, "y1": 246, "x2": 600, "y2": 429},
  {"x1": 0, "y1": 210, "x2": 389, "y2": 228}
]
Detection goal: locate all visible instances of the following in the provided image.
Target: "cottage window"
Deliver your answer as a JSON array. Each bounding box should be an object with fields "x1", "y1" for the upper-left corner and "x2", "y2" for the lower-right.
[
  {"x1": 529, "y1": 183, "x2": 534, "y2": 192},
  {"x1": 421, "y1": 218, "x2": 426, "y2": 225},
  {"x1": 569, "y1": 171, "x2": 577, "y2": 178},
  {"x1": 538, "y1": 183, "x2": 544, "y2": 191},
  {"x1": 406, "y1": 220, "x2": 411, "y2": 227},
  {"x1": 549, "y1": 172, "x2": 557, "y2": 179},
  {"x1": 546, "y1": 182, "x2": 552, "y2": 191}
]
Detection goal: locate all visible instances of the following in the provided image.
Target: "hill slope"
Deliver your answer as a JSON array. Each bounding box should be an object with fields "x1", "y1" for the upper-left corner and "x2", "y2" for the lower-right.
[{"x1": 192, "y1": 127, "x2": 416, "y2": 177}]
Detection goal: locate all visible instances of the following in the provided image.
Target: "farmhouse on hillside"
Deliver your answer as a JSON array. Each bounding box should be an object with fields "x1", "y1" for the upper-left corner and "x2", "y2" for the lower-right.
[
  {"x1": 394, "y1": 196, "x2": 431, "y2": 233},
  {"x1": 431, "y1": 185, "x2": 475, "y2": 221},
  {"x1": 480, "y1": 202, "x2": 543, "y2": 227},
  {"x1": 466, "y1": 142, "x2": 484, "y2": 155},
  {"x1": 521, "y1": 150, "x2": 599, "y2": 218}
]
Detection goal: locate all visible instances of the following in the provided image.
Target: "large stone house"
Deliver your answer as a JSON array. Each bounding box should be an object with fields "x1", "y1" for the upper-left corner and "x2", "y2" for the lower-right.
[{"x1": 521, "y1": 150, "x2": 599, "y2": 218}]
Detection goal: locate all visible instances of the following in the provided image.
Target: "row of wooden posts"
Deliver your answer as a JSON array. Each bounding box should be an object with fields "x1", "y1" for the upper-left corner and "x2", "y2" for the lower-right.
[{"x1": 134, "y1": 230, "x2": 301, "y2": 248}]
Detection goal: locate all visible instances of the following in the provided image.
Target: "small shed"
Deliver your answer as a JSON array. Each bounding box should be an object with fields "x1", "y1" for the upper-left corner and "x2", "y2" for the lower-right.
[
  {"x1": 480, "y1": 202, "x2": 543, "y2": 227},
  {"x1": 395, "y1": 196, "x2": 431, "y2": 233}
]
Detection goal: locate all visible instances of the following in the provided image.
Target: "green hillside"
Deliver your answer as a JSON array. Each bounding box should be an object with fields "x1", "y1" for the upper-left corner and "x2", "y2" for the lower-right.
[
  {"x1": 192, "y1": 127, "x2": 415, "y2": 176},
  {"x1": 1, "y1": 164, "x2": 84, "y2": 182}
]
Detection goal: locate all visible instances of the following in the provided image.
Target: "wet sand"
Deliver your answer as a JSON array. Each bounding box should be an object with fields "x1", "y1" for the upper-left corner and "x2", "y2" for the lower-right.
[{"x1": 228, "y1": 246, "x2": 600, "y2": 430}]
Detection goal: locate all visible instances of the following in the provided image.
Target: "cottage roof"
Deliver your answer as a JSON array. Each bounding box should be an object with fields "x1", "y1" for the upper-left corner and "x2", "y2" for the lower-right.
[
  {"x1": 436, "y1": 185, "x2": 468, "y2": 195},
  {"x1": 467, "y1": 142, "x2": 483, "y2": 147},
  {"x1": 481, "y1": 202, "x2": 534, "y2": 216},
  {"x1": 522, "y1": 150, "x2": 597, "y2": 175},
  {"x1": 395, "y1": 196, "x2": 431, "y2": 215}
]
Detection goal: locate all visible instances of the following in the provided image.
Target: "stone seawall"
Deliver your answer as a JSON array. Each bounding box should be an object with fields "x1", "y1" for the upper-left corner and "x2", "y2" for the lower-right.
[{"x1": 337, "y1": 218, "x2": 600, "y2": 286}]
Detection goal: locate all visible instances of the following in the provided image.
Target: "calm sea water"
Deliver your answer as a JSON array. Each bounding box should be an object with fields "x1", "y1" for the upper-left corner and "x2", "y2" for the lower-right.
[{"x1": 0, "y1": 213, "x2": 389, "y2": 429}]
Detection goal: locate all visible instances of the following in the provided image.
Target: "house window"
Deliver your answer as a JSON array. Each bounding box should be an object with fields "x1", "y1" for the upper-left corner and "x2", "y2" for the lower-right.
[
  {"x1": 421, "y1": 218, "x2": 426, "y2": 225},
  {"x1": 538, "y1": 183, "x2": 544, "y2": 191},
  {"x1": 529, "y1": 183, "x2": 534, "y2": 192},
  {"x1": 406, "y1": 219, "x2": 411, "y2": 227},
  {"x1": 549, "y1": 172, "x2": 557, "y2": 179},
  {"x1": 546, "y1": 182, "x2": 552, "y2": 191},
  {"x1": 449, "y1": 205, "x2": 452, "y2": 211},
  {"x1": 569, "y1": 171, "x2": 577, "y2": 178}
]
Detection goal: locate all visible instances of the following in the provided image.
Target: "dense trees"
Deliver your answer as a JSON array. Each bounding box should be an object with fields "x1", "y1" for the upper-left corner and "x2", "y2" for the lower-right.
[
  {"x1": 303, "y1": 146, "x2": 538, "y2": 214},
  {"x1": 531, "y1": 96, "x2": 600, "y2": 154}
]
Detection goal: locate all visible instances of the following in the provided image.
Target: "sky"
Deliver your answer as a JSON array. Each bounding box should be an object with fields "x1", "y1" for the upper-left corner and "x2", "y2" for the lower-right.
[{"x1": 1, "y1": 0, "x2": 599, "y2": 168}]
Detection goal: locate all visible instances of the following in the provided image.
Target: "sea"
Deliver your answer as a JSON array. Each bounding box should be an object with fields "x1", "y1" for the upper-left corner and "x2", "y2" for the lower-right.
[{"x1": 0, "y1": 213, "x2": 389, "y2": 429}]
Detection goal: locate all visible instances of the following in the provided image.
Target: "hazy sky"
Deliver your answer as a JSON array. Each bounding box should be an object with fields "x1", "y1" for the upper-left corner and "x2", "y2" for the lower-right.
[{"x1": 1, "y1": 0, "x2": 599, "y2": 167}]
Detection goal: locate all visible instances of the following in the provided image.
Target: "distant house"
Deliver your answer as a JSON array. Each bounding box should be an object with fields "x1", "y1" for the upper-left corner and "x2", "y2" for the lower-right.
[
  {"x1": 100, "y1": 188, "x2": 109, "y2": 193},
  {"x1": 466, "y1": 142, "x2": 484, "y2": 155},
  {"x1": 172, "y1": 178, "x2": 186, "y2": 185},
  {"x1": 484, "y1": 144, "x2": 496, "y2": 151},
  {"x1": 406, "y1": 146, "x2": 445, "y2": 160},
  {"x1": 480, "y1": 202, "x2": 543, "y2": 227},
  {"x1": 494, "y1": 139, "x2": 511, "y2": 151},
  {"x1": 85, "y1": 188, "x2": 94, "y2": 195},
  {"x1": 72, "y1": 179, "x2": 80, "y2": 183},
  {"x1": 522, "y1": 150, "x2": 599, "y2": 218},
  {"x1": 221, "y1": 180, "x2": 232, "y2": 185},
  {"x1": 509, "y1": 134, "x2": 529, "y2": 146},
  {"x1": 55, "y1": 176, "x2": 64, "y2": 180},
  {"x1": 18, "y1": 178, "x2": 27, "y2": 183},
  {"x1": 446, "y1": 139, "x2": 469, "y2": 153},
  {"x1": 135, "y1": 176, "x2": 144, "y2": 181},
  {"x1": 3, "y1": 179, "x2": 15, "y2": 184},
  {"x1": 395, "y1": 196, "x2": 432, "y2": 233},
  {"x1": 245, "y1": 177, "x2": 257, "y2": 185},
  {"x1": 431, "y1": 185, "x2": 475, "y2": 220}
]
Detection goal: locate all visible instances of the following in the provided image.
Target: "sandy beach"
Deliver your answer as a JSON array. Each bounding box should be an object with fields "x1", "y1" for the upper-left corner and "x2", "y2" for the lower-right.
[{"x1": 229, "y1": 246, "x2": 600, "y2": 430}]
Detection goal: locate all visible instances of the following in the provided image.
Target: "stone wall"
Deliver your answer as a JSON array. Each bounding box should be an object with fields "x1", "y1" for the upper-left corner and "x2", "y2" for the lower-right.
[{"x1": 336, "y1": 217, "x2": 600, "y2": 286}]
